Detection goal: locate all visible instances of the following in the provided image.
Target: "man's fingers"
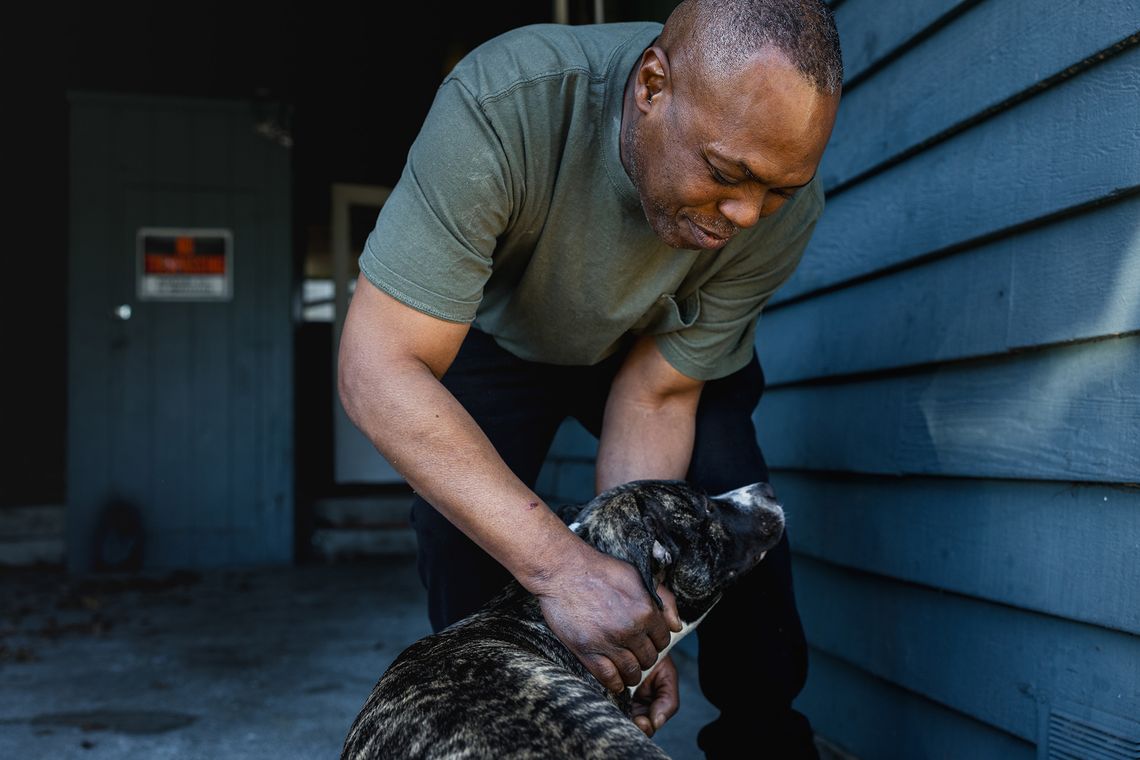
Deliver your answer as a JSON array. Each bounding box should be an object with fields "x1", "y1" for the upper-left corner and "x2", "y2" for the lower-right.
[
  {"x1": 650, "y1": 673, "x2": 679, "y2": 728},
  {"x1": 633, "y1": 715, "x2": 654, "y2": 737},
  {"x1": 586, "y1": 655, "x2": 625, "y2": 695},
  {"x1": 613, "y1": 649, "x2": 645, "y2": 687},
  {"x1": 631, "y1": 634, "x2": 659, "y2": 670},
  {"x1": 646, "y1": 618, "x2": 672, "y2": 652},
  {"x1": 656, "y1": 584, "x2": 683, "y2": 632},
  {"x1": 632, "y1": 655, "x2": 680, "y2": 731}
]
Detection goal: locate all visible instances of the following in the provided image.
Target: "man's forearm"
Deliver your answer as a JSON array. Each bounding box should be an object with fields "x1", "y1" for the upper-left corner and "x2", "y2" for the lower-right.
[
  {"x1": 594, "y1": 338, "x2": 702, "y2": 493},
  {"x1": 595, "y1": 393, "x2": 698, "y2": 492},
  {"x1": 339, "y1": 351, "x2": 582, "y2": 593}
]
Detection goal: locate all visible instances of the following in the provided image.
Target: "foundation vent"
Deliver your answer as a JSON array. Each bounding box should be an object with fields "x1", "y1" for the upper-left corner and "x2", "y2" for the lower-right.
[{"x1": 1042, "y1": 705, "x2": 1140, "y2": 760}]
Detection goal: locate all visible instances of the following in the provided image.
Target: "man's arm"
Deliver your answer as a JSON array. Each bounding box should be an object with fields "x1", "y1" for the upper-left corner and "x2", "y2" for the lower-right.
[
  {"x1": 596, "y1": 335, "x2": 704, "y2": 492},
  {"x1": 594, "y1": 334, "x2": 705, "y2": 736},
  {"x1": 337, "y1": 275, "x2": 680, "y2": 693}
]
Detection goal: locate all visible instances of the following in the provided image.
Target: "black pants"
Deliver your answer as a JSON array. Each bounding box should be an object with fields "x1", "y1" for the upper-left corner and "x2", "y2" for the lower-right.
[{"x1": 408, "y1": 328, "x2": 818, "y2": 759}]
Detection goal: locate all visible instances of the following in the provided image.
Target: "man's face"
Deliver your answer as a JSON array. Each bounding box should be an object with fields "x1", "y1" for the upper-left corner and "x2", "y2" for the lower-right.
[{"x1": 625, "y1": 48, "x2": 840, "y2": 250}]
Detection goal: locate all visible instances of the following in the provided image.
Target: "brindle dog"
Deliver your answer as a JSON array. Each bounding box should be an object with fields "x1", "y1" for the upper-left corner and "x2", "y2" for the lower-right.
[{"x1": 340, "y1": 479, "x2": 785, "y2": 760}]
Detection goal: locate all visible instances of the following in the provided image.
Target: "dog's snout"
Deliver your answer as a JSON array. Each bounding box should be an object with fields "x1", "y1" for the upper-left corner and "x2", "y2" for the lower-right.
[{"x1": 714, "y1": 482, "x2": 782, "y2": 513}]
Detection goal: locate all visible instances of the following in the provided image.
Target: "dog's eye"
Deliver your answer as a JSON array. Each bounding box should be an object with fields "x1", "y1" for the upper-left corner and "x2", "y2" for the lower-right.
[{"x1": 705, "y1": 502, "x2": 715, "y2": 515}]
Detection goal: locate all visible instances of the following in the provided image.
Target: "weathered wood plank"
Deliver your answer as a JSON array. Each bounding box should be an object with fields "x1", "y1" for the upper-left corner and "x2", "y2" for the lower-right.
[
  {"x1": 188, "y1": 194, "x2": 232, "y2": 537},
  {"x1": 1008, "y1": 206, "x2": 1140, "y2": 351},
  {"x1": 147, "y1": 192, "x2": 194, "y2": 544},
  {"x1": 119, "y1": 189, "x2": 159, "y2": 534},
  {"x1": 772, "y1": 46, "x2": 1140, "y2": 305},
  {"x1": 67, "y1": 98, "x2": 116, "y2": 573},
  {"x1": 755, "y1": 334, "x2": 1140, "y2": 481},
  {"x1": 799, "y1": 648, "x2": 1036, "y2": 760},
  {"x1": 823, "y1": 0, "x2": 1139, "y2": 190},
  {"x1": 794, "y1": 555, "x2": 1140, "y2": 742},
  {"x1": 758, "y1": 195, "x2": 1140, "y2": 384},
  {"x1": 237, "y1": 111, "x2": 294, "y2": 562},
  {"x1": 776, "y1": 472, "x2": 1140, "y2": 634},
  {"x1": 831, "y1": 0, "x2": 973, "y2": 85},
  {"x1": 260, "y1": 144, "x2": 295, "y2": 563}
]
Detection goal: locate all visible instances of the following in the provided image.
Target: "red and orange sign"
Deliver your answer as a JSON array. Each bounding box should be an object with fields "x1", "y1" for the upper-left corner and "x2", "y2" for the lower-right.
[{"x1": 137, "y1": 228, "x2": 232, "y2": 300}]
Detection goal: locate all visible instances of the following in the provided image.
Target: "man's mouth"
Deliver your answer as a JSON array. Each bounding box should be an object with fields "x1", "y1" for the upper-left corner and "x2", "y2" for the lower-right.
[{"x1": 685, "y1": 217, "x2": 733, "y2": 249}]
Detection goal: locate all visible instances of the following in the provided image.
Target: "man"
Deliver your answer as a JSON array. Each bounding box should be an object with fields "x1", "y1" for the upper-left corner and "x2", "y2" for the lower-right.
[{"x1": 338, "y1": 0, "x2": 842, "y2": 756}]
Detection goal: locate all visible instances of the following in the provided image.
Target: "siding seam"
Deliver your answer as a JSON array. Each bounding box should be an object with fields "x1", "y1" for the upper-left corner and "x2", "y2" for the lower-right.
[
  {"x1": 768, "y1": 183, "x2": 1140, "y2": 312},
  {"x1": 839, "y1": 0, "x2": 986, "y2": 96},
  {"x1": 827, "y1": 32, "x2": 1140, "y2": 200}
]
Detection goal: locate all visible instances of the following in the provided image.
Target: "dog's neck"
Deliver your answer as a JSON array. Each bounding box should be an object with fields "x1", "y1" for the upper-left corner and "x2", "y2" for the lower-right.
[{"x1": 628, "y1": 597, "x2": 719, "y2": 697}]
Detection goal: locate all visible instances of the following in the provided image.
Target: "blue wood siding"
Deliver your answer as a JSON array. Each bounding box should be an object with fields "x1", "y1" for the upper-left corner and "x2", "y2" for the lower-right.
[{"x1": 757, "y1": 1, "x2": 1140, "y2": 756}]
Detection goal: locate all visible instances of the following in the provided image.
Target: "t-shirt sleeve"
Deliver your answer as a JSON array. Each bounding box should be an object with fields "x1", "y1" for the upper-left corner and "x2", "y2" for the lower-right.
[
  {"x1": 357, "y1": 78, "x2": 512, "y2": 322},
  {"x1": 654, "y1": 179, "x2": 824, "y2": 381}
]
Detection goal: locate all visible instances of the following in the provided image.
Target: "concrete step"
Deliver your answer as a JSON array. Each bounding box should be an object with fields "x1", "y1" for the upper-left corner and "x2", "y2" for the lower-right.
[
  {"x1": 313, "y1": 493, "x2": 414, "y2": 528},
  {"x1": 310, "y1": 526, "x2": 418, "y2": 560},
  {"x1": 309, "y1": 490, "x2": 417, "y2": 561},
  {"x1": 0, "y1": 505, "x2": 65, "y2": 566}
]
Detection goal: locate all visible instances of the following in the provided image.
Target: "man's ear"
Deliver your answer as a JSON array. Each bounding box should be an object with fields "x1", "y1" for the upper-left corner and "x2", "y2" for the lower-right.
[{"x1": 634, "y1": 45, "x2": 671, "y2": 114}]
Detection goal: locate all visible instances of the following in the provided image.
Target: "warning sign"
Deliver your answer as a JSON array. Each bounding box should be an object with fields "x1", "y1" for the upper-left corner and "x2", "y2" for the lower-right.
[{"x1": 136, "y1": 228, "x2": 233, "y2": 301}]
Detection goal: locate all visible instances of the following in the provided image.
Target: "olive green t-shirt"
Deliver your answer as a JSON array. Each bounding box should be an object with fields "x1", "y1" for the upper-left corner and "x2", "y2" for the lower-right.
[{"x1": 359, "y1": 22, "x2": 823, "y2": 381}]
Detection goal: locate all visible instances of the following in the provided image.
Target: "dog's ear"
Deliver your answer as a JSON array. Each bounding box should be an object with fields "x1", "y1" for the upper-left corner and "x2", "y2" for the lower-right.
[
  {"x1": 618, "y1": 518, "x2": 677, "y2": 610},
  {"x1": 576, "y1": 484, "x2": 679, "y2": 608}
]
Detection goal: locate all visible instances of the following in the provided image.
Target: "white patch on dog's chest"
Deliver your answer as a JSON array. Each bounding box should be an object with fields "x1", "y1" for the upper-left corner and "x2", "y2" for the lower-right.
[{"x1": 629, "y1": 602, "x2": 717, "y2": 696}]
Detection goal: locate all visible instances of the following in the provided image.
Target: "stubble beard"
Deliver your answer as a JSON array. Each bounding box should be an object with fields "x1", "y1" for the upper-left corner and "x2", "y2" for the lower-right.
[{"x1": 623, "y1": 120, "x2": 687, "y2": 249}]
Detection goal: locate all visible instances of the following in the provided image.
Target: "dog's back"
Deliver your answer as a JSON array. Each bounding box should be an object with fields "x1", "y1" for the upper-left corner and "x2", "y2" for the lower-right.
[{"x1": 341, "y1": 584, "x2": 669, "y2": 759}]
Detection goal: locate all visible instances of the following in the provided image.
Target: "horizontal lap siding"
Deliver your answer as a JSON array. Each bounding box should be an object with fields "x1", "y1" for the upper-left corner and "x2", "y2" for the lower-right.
[
  {"x1": 823, "y1": 0, "x2": 1139, "y2": 192},
  {"x1": 831, "y1": 0, "x2": 977, "y2": 86},
  {"x1": 769, "y1": 1, "x2": 1140, "y2": 756},
  {"x1": 775, "y1": 473, "x2": 1140, "y2": 635},
  {"x1": 773, "y1": 43, "x2": 1140, "y2": 305},
  {"x1": 794, "y1": 557, "x2": 1140, "y2": 744},
  {"x1": 799, "y1": 650, "x2": 1036, "y2": 760},
  {"x1": 759, "y1": 195, "x2": 1140, "y2": 383},
  {"x1": 758, "y1": 334, "x2": 1140, "y2": 482}
]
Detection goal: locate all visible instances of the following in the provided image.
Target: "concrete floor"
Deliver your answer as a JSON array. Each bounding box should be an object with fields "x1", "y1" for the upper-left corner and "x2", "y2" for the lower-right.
[{"x1": 0, "y1": 555, "x2": 722, "y2": 759}]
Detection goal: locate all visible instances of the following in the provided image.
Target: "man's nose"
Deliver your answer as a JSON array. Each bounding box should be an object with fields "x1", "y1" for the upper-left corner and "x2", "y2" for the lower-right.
[{"x1": 717, "y1": 191, "x2": 764, "y2": 230}]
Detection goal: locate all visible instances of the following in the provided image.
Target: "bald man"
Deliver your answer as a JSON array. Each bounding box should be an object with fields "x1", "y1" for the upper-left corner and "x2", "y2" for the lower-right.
[{"x1": 339, "y1": 1, "x2": 842, "y2": 756}]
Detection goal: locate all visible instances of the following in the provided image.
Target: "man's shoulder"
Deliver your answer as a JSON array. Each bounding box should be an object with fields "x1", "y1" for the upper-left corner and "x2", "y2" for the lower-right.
[{"x1": 447, "y1": 22, "x2": 662, "y2": 101}]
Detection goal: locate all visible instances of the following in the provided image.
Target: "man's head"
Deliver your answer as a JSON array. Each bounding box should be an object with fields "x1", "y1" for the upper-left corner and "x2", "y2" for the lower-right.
[{"x1": 621, "y1": 0, "x2": 843, "y2": 250}]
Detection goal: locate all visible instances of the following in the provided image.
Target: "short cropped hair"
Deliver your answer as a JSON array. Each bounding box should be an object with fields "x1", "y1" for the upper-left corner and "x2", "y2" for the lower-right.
[{"x1": 661, "y1": 0, "x2": 844, "y2": 94}]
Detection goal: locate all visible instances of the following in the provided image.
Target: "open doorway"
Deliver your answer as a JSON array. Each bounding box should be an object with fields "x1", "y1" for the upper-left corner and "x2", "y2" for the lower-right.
[{"x1": 294, "y1": 184, "x2": 416, "y2": 563}]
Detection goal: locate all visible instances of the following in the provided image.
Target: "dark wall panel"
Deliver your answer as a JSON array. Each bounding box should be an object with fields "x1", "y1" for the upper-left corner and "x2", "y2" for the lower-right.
[{"x1": 68, "y1": 93, "x2": 293, "y2": 572}]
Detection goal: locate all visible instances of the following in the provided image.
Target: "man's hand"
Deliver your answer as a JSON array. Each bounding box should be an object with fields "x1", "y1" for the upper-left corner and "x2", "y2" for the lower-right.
[
  {"x1": 631, "y1": 654, "x2": 680, "y2": 737},
  {"x1": 534, "y1": 542, "x2": 683, "y2": 695}
]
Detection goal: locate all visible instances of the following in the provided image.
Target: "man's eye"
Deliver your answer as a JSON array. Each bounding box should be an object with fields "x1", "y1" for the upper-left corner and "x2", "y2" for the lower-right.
[{"x1": 709, "y1": 168, "x2": 738, "y2": 186}]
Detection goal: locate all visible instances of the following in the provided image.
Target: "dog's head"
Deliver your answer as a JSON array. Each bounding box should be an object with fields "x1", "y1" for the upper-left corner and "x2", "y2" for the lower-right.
[{"x1": 560, "y1": 480, "x2": 785, "y2": 622}]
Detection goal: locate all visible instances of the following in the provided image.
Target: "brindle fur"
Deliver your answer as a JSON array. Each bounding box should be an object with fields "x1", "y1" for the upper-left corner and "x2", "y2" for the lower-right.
[{"x1": 341, "y1": 479, "x2": 785, "y2": 760}]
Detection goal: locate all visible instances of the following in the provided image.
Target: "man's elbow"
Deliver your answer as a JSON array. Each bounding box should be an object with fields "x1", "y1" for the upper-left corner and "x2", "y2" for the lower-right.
[
  {"x1": 337, "y1": 328, "x2": 383, "y2": 433},
  {"x1": 337, "y1": 347, "x2": 365, "y2": 429}
]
